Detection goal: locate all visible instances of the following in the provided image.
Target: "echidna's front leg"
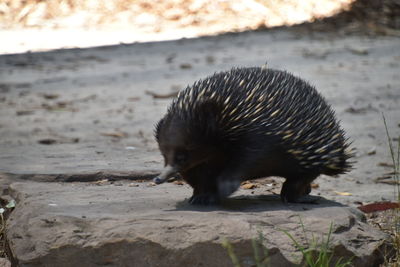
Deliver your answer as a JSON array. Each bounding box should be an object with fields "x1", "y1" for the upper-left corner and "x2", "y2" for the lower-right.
[
  {"x1": 188, "y1": 180, "x2": 219, "y2": 205},
  {"x1": 215, "y1": 156, "x2": 256, "y2": 199},
  {"x1": 181, "y1": 164, "x2": 220, "y2": 205},
  {"x1": 189, "y1": 193, "x2": 219, "y2": 205}
]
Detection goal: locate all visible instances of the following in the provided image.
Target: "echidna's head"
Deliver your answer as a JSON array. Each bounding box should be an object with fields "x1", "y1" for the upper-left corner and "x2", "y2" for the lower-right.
[{"x1": 153, "y1": 115, "x2": 215, "y2": 184}]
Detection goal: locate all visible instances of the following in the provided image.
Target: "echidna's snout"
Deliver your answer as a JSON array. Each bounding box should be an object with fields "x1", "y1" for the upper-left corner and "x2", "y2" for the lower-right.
[{"x1": 153, "y1": 165, "x2": 177, "y2": 184}]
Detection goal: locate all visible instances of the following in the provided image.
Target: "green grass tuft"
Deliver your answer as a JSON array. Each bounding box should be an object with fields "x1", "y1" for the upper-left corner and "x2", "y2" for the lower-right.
[
  {"x1": 382, "y1": 113, "x2": 400, "y2": 201},
  {"x1": 222, "y1": 218, "x2": 353, "y2": 267},
  {"x1": 280, "y1": 218, "x2": 352, "y2": 267},
  {"x1": 222, "y1": 238, "x2": 241, "y2": 267},
  {"x1": 382, "y1": 113, "x2": 400, "y2": 266}
]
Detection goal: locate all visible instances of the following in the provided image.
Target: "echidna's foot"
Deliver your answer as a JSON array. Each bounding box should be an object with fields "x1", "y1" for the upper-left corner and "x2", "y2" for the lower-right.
[
  {"x1": 294, "y1": 195, "x2": 321, "y2": 204},
  {"x1": 217, "y1": 179, "x2": 241, "y2": 198},
  {"x1": 189, "y1": 194, "x2": 219, "y2": 205},
  {"x1": 280, "y1": 180, "x2": 313, "y2": 203},
  {"x1": 280, "y1": 193, "x2": 294, "y2": 203}
]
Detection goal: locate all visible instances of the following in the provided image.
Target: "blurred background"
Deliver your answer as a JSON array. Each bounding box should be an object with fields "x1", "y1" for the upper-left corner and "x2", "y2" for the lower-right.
[{"x1": 1, "y1": 0, "x2": 398, "y2": 54}]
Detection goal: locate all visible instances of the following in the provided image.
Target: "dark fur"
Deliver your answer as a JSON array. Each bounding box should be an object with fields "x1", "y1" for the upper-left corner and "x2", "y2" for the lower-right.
[{"x1": 155, "y1": 67, "x2": 353, "y2": 205}]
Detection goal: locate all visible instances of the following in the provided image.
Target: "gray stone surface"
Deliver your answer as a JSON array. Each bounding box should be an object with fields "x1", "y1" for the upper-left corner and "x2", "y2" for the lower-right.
[{"x1": 6, "y1": 180, "x2": 389, "y2": 267}]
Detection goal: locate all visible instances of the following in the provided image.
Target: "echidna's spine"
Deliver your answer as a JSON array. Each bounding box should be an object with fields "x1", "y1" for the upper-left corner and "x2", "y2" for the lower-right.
[{"x1": 167, "y1": 67, "x2": 352, "y2": 175}]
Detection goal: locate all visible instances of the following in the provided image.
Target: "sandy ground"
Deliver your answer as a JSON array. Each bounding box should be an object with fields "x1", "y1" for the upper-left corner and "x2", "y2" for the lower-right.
[{"x1": 0, "y1": 26, "x2": 399, "y2": 207}]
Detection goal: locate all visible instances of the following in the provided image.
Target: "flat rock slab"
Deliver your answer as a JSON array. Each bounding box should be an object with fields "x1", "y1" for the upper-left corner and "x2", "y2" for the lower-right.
[{"x1": 6, "y1": 180, "x2": 389, "y2": 267}]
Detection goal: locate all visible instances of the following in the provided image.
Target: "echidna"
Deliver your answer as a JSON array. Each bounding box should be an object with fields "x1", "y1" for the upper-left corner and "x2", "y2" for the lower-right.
[{"x1": 154, "y1": 67, "x2": 353, "y2": 205}]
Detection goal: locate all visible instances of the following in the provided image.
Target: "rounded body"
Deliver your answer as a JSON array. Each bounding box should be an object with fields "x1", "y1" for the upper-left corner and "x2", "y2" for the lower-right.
[{"x1": 155, "y1": 67, "x2": 353, "y2": 205}]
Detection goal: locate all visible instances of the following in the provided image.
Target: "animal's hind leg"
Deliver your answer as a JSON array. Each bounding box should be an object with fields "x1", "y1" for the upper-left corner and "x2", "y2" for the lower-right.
[{"x1": 280, "y1": 174, "x2": 318, "y2": 203}]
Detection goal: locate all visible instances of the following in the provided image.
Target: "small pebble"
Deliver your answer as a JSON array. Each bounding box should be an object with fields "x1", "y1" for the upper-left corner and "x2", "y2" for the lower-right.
[{"x1": 367, "y1": 147, "x2": 376, "y2": 155}]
